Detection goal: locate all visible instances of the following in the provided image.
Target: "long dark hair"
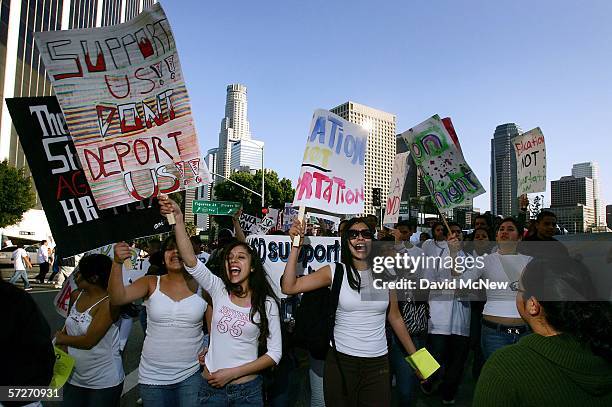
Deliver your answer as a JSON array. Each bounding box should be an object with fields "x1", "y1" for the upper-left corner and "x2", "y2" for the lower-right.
[
  {"x1": 340, "y1": 217, "x2": 375, "y2": 292},
  {"x1": 521, "y1": 258, "x2": 612, "y2": 363},
  {"x1": 220, "y1": 241, "x2": 279, "y2": 351}
]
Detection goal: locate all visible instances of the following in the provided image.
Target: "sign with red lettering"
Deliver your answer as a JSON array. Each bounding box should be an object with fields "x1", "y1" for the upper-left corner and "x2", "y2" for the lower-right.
[
  {"x1": 383, "y1": 152, "x2": 411, "y2": 226},
  {"x1": 6, "y1": 96, "x2": 172, "y2": 257},
  {"x1": 34, "y1": 3, "x2": 209, "y2": 209},
  {"x1": 513, "y1": 127, "x2": 546, "y2": 196},
  {"x1": 293, "y1": 110, "x2": 368, "y2": 214}
]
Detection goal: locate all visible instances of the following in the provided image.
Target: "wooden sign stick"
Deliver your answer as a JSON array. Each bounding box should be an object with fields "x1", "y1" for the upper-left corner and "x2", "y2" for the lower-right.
[{"x1": 292, "y1": 206, "x2": 306, "y2": 247}]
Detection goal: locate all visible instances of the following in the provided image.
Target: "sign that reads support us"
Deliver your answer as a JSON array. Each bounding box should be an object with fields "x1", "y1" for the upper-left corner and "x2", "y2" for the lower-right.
[
  {"x1": 513, "y1": 127, "x2": 546, "y2": 196},
  {"x1": 401, "y1": 115, "x2": 485, "y2": 211},
  {"x1": 34, "y1": 3, "x2": 210, "y2": 210},
  {"x1": 293, "y1": 110, "x2": 368, "y2": 214}
]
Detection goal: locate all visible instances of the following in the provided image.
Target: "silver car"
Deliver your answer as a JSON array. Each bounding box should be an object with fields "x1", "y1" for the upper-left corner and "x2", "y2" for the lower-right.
[{"x1": 0, "y1": 245, "x2": 40, "y2": 268}]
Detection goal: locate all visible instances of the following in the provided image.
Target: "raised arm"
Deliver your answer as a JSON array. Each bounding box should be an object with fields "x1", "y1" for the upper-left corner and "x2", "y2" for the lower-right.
[
  {"x1": 232, "y1": 208, "x2": 246, "y2": 243},
  {"x1": 108, "y1": 242, "x2": 152, "y2": 305},
  {"x1": 281, "y1": 219, "x2": 332, "y2": 295}
]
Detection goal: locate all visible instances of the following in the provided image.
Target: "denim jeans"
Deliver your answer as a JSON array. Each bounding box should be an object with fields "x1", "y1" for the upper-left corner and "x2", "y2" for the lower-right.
[
  {"x1": 481, "y1": 323, "x2": 530, "y2": 360},
  {"x1": 309, "y1": 355, "x2": 325, "y2": 407},
  {"x1": 389, "y1": 333, "x2": 426, "y2": 406},
  {"x1": 198, "y1": 375, "x2": 263, "y2": 406},
  {"x1": 9, "y1": 270, "x2": 31, "y2": 289},
  {"x1": 139, "y1": 370, "x2": 201, "y2": 407}
]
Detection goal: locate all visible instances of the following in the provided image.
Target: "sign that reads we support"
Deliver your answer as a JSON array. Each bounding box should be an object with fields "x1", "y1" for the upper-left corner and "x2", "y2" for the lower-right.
[
  {"x1": 192, "y1": 200, "x2": 241, "y2": 215},
  {"x1": 5, "y1": 97, "x2": 171, "y2": 257},
  {"x1": 293, "y1": 110, "x2": 368, "y2": 214},
  {"x1": 383, "y1": 152, "x2": 411, "y2": 226},
  {"x1": 34, "y1": 3, "x2": 209, "y2": 210},
  {"x1": 401, "y1": 115, "x2": 485, "y2": 211},
  {"x1": 513, "y1": 127, "x2": 546, "y2": 196}
]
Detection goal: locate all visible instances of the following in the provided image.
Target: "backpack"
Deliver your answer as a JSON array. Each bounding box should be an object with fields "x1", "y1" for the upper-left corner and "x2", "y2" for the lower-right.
[{"x1": 293, "y1": 263, "x2": 345, "y2": 360}]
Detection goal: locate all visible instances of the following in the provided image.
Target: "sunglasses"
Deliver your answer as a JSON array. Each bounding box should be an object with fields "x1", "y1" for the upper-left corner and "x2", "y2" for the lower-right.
[{"x1": 347, "y1": 229, "x2": 374, "y2": 240}]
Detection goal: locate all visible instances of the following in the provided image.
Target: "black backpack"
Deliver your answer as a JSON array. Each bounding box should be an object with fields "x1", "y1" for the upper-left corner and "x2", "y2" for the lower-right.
[{"x1": 293, "y1": 263, "x2": 345, "y2": 360}]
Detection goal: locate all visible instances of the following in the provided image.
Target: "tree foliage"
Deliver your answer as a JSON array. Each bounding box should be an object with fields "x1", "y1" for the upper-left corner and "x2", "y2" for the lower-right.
[
  {"x1": 213, "y1": 170, "x2": 295, "y2": 216},
  {"x1": 0, "y1": 160, "x2": 37, "y2": 228}
]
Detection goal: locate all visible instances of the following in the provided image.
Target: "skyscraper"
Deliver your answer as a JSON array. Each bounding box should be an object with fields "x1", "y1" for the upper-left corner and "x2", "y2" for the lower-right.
[
  {"x1": 230, "y1": 139, "x2": 264, "y2": 173},
  {"x1": 0, "y1": 0, "x2": 157, "y2": 169},
  {"x1": 330, "y1": 101, "x2": 396, "y2": 216},
  {"x1": 217, "y1": 84, "x2": 251, "y2": 179},
  {"x1": 490, "y1": 123, "x2": 521, "y2": 217},
  {"x1": 606, "y1": 204, "x2": 611, "y2": 230},
  {"x1": 549, "y1": 175, "x2": 595, "y2": 234},
  {"x1": 571, "y1": 162, "x2": 605, "y2": 227}
]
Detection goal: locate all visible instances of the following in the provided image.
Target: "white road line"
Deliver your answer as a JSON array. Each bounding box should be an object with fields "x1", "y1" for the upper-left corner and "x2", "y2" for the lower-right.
[{"x1": 122, "y1": 368, "x2": 139, "y2": 396}]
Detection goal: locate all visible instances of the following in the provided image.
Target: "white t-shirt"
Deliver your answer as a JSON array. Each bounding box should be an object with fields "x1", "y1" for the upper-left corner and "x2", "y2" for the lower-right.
[
  {"x1": 38, "y1": 245, "x2": 49, "y2": 263},
  {"x1": 185, "y1": 260, "x2": 282, "y2": 373},
  {"x1": 12, "y1": 248, "x2": 28, "y2": 271},
  {"x1": 422, "y1": 240, "x2": 471, "y2": 337},
  {"x1": 458, "y1": 251, "x2": 531, "y2": 318},
  {"x1": 331, "y1": 264, "x2": 389, "y2": 357}
]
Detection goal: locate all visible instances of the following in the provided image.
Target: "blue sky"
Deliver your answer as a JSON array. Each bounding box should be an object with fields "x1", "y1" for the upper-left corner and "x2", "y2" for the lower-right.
[{"x1": 164, "y1": 0, "x2": 612, "y2": 211}]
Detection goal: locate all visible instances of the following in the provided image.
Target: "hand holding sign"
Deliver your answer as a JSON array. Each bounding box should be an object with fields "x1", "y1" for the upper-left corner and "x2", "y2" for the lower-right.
[
  {"x1": 289, "y1": 218, "x2": 305, "y2": 248},
  {"x1": 113, "y1": 242, "x2": 133, "y2": 265}
]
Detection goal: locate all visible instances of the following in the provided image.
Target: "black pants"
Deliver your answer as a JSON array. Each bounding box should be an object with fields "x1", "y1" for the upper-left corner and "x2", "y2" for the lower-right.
[
  {"x1": 324, "y1": 350, "x2": 390, "y2": 407},
  {"x1": 36, "y1": 261, "x2": 49, "y2": 282},
  {"x1": 427, "y1": 334, "x2": 470, "y2": 402},
  {"x1": 62, "y1": 382, "x2": 123, "y2": 407}
]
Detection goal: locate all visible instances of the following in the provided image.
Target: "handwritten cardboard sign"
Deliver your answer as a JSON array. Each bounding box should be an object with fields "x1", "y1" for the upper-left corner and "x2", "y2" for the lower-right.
[
  {"x1": 6, "y1": 96, "x2": 171, "y2": 257},
  {"x1": 383, "y1": 152, "x2": 411, "y2": 226},
  {"x1": 239, "y1": 212, "x2": 259, "y2": 234},
  {"x1": 513, "y1": 127, "x2": 546, "y2": 196},
  {"x1": 401, "y1": 115, "x2": 485, "y2": 211},
  {"x1": 293, "y1": 109, "x2": 368, "y2": 214},
  {"x1": 34, "y1": 3, "x2": 209, "y2": 210}
]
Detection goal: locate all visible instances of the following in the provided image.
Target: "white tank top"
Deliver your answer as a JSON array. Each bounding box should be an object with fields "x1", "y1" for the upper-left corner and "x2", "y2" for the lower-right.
[
  {"x1": 139, "y1": 276, "x2": 207, "y2": 385},
  {"x1": 66, "y1": 292, "x2": 124, "y2": 389}
]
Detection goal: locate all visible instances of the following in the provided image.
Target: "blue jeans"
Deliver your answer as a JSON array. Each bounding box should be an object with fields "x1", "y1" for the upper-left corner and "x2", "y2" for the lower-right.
[
  {"x1": 139, "y1": 370, "x2": 201, "y2": 407},
  {"x1": 481, "y1": 323, "x2": 530, "y2": 360},
  {"x1": 389, "y1": 333, "x2": 427, "y2": 406},
  {"x1": 198, "y1": 375, "x2": 263, "y2": 406},
  {"x1": 9, "y1": 270, "x2": 31, "y2": 289}
]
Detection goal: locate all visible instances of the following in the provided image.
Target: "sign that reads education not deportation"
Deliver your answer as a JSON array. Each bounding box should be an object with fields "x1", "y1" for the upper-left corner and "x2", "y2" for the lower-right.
[
  {"x1": 293, "y1": 109, "x2": 368, "y2": 214},
  {"x1": 5, "y1": 96, "x2": 171, "y2": 257},
  {"x1": 513, "y1": 127, "x2": 546, "y2": 196},
  {"x1": 192, "y1": 200, "x2": 241, "y2": 215},
  {"x1": 34, "y1": 3, "x2": 210, "y2": 210},
  {"x1": 401, "y1": 115, "x2": 485, "y2": 211}
]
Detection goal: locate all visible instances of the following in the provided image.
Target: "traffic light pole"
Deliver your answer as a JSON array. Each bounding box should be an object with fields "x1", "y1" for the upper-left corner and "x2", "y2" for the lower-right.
[{"x1": 210, "y1": 172, "x2": 262, "y2": 198}]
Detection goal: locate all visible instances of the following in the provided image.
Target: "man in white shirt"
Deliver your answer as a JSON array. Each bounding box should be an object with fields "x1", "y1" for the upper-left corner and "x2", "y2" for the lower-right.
[
  {"x1": 9, "y1": 244, "x2": 33, "y2": 290},
  {"x1": 35, "y1": 240, "x2": 50, "y2": 283}
]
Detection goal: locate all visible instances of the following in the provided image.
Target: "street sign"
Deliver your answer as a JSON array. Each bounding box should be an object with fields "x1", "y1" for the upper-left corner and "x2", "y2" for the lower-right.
[{"x1": 192, "y1": 201, "x2": 241, "y2": 215}]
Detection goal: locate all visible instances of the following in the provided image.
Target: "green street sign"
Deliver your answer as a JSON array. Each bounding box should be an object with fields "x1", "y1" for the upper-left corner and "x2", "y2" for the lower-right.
[{"x1": 192, "y1": 200, "x2": 241, "y2": 215}]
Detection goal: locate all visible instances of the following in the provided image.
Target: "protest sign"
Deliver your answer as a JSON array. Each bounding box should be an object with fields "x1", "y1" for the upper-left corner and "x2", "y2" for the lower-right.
[
  {"x1": 247, "y1": 235, "x2": 341, "y2": 298},
  {"x1": 293, "y1": 109, "x2": 368, "y2": 214},
  {"x1": 383, "y1": 152, "x2": 411, "y2": 226},
  {"x1": 34, "y1": 3, "x2": 209, "y2": 210},
  {"x1": 239, "y1": 212, "x2": 259, "y2": 234},
  {"x1": 513, "y1": 127, "x2": 546, "y2": 196},
  {"x1": 193, "y1": 200, "x2": 241, "y2": 215},
  {"x1": 255, "y1": 208, "x2": 279, "y2": 234},
  {"x1": 54, "y1": 273, "x2": 78, "y2": 318},
  {"x1": 282, "y1": 203, "x2": 299, "y2": 231},
  {"x1": 401, "y1": 115, "x2": 485, "y2": 211},
  {"x1": 6, "y1": 97, "x2": 171, "y2": 257}
]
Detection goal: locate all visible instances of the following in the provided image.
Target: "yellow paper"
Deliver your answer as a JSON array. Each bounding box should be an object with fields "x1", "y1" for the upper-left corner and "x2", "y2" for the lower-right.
[
  {"x1": 49, "y1": 346, "x2": 75, "y2": 389},
  {"x1": 405, "y1": 348, "x2": 440, "y2": 379}
]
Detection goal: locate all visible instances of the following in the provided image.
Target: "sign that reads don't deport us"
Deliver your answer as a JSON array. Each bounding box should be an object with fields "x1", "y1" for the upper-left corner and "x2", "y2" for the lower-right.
[
  {"x1": 34, "y1": 3, "x2": 210, "y2": 210},
  {"x1": 293, "y1": 109, "x2": 368, "y2": 214},
  {"x1": 513, "y1": 127, "x2": 546, "y2": 196}
]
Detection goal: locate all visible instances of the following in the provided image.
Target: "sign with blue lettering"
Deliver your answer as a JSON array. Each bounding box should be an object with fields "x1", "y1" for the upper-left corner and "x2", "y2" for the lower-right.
[{"x1": 293, "y1": 109, "x2": 368, "y2": 214}]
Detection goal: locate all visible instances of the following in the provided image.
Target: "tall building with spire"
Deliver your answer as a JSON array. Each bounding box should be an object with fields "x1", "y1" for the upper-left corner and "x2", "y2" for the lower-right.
[
  {"x1": 571, "y1": 162, "x2": 605, "y2": 227},
  {"x1": 216, "y1": 84, "x2": 252, "y2": 179},
  {"x1": 490, "y1": 123, "x2": 521, "y2": 217}
]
